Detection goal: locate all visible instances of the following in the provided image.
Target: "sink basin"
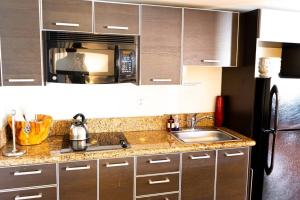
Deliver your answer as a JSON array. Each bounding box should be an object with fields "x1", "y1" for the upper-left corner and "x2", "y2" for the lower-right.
[{"x1": 171, "y1": 128, "x2": 240, "y2": 143}]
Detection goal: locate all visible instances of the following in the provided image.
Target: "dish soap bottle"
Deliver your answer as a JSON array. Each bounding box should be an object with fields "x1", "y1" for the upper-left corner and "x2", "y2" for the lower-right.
[{"x1": 167, "y1": 115, "x2": 175, "y2": 132}]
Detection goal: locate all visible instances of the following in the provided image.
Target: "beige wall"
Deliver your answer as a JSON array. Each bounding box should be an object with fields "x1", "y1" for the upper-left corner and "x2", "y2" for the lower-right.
[{"x1": 0, "y1": 67, "x2": 222, "y2": 127}]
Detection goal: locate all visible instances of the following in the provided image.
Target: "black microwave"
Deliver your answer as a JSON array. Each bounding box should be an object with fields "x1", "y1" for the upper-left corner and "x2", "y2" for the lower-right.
[{"x1": 43, "y1": 31, "x2": 139, "y2": 84}]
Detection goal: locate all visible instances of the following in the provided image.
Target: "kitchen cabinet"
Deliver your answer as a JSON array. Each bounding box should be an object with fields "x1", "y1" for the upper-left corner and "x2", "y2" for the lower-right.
[
  {"x1": 0, "y1": 164, "x2": 56, "y2": 190},
  {"x1": 182, "y1": 150, "x2": 216, "y2": 200},
  {"x1": 0, "y1": 187, "x2": 56, "y2": 200},
  {"x1": 140, "y1": 6, "x2": 182, "y2": 85},
  {"x1": 137, "y1": 154, "x2": 180, "y2": 175},
  {"x1": 183, "y1": 9, "x2": 239, "y2": 67},
  {"x1": 216, "y1": 148, "x2": 249, "y2": 200},
  {"x1": 42, "y1": 0, "x2": 93, "y2": 32},
  {"x1": 94, "y1": 2, "x2": 139, "y2": 35},
  {"x1": 0, "y1": 0, "x2": 42, "y2": 86},
  {"x1": 59, "y1": 160, "x2": 97, "y2": 200},
  {"x1": 99, "y1": 157, "x2": 134, "y2": 200}
]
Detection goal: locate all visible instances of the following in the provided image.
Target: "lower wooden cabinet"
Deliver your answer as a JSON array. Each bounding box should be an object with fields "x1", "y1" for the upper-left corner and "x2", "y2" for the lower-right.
[
  {"x1": 182, "y1": 150, "x2": 216, "y2": 200},
  {"x1": 99, "y1": 157, "x2": 134, "y2": 200},
  {"x1": 0, "y1": 147, "x2": 250, "y2": 200},
  {"x1": 59, "y1": 160, "x2": 97, "y2": 200},
  {"x1": 216, "y1": 148, "x2": 249, "y2": 200},
  {"x1": 0, "y1": 187, "x2": 56, "y2": 200}
]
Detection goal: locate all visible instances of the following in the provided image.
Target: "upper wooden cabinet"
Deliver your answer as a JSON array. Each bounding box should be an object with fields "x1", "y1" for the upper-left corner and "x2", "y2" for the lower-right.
[
  {"x1": 216, "y1": 148, "x2": 249, "y2": 200},
  {"x1": 94, "y1": 2, "x2": 139, "y2": 35},
  {"x1": 42, "y1": 0, "x2": 93, "y2": 32},
  {"x1": 183, "y1": 9, "x2": 239, "y2": 67},
  {"x1": 0, "y1": 0, "x2": 42, "y2": 86},
  {"x1": 140, "y1": 6, "x2": 182, "y2": 85}
]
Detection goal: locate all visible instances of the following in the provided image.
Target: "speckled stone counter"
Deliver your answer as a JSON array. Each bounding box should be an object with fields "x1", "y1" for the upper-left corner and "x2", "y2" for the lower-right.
[{"x1": 0, "y1": 127, "x2": 255, "y2": 167}]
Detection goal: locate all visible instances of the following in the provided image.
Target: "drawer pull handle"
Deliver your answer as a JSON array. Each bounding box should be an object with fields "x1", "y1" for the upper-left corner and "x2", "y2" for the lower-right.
[
  {"x1": 148, "y1": 178, "x2": 170, "y2": 185},
  {"x1": 54, "y1": 22, "x2": 80, "y2": 27},
  {"x1": 225, "y1": 151, "x2": 244, "y2": 157},
  {"x1": 15, "y1": 193, "x2": 42, "y2": 200},
  {"x1": 106, "y1": 162, "x2": 129, "y2": 168},
  {"x1": 164, "y1": 198, "x2": 169, "y2": 200},
  {"x1": 201, "y1": 59, "x2": 221, "y2": 63},
  {"x1": 151, "y1": 79, "x2": 172, "y2": 82},
  {"x1": 14, "y1": 170, "x2": 42, "y2": 176},
  {"x1": 8, "y1": 79, "x2": 35, "y2": 83},
  {"x1": 149, "y1": 158, "x2": 171, "y2": 164},
  {"x1": 189, "y1": 154, "x2": 210, "y2": 160},
  {"x1": 104, "y1": 25, "x2": 129, "y2": 30},
  {"x1": 65, "y1": 165, "x2": 90, "y2": 171}
]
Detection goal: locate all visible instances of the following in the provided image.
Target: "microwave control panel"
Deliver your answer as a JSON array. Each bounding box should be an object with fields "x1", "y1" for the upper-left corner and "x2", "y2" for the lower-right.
[{"x1": 120, "y1": 50, "x2": 136, "y2": 75}]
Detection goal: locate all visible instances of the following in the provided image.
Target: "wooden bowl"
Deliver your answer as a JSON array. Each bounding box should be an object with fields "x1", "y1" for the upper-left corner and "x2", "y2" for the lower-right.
[{"x1": 8, "y1": 115, "x2": 53, "y2": 146}]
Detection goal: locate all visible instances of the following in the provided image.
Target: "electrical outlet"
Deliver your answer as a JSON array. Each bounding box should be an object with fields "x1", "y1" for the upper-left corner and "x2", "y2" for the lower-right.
[{"x1": 137, "y1": 97, "x2": 144, "y2": 106}]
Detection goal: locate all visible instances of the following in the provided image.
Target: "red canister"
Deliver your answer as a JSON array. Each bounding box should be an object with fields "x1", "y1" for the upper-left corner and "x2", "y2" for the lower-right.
[{"x1": 215, "y1": 96, "x2": 224, "y2": 127}]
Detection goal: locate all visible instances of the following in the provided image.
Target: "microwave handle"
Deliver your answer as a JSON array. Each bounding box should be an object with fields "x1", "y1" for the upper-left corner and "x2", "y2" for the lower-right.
[{"x1": 114, "y1": 45, "x2": 120, "y2": 83}]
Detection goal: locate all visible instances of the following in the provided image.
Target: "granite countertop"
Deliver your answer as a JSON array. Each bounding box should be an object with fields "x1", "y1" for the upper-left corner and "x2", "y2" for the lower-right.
[{"x1": 0, "y1": 127, "x2": 255, "y2": 167}]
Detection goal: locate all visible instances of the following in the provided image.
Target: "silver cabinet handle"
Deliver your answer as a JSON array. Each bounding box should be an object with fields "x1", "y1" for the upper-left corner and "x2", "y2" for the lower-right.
[
  {"x1": 164, "y1": 198, "x2": 169, "y2": 200},
  {"x1": 224, "y1": 151, "x2": 244, "y2": 157},
  {"x1": 15, "y1": 193, "x2": 42, "y2": 200},
  {"x1": 54, "y1": 22, "x2": 80, "y2": 27},
  {"x1": 65, "y1": 165, "x2": 90, "y2": 171},
  {"x1": 106, "y1": 162, "x2": 129, "y2": 168},
  {"x1": 104, "y1": 26, "x2": 129, "y2": 30},
  {"x1": 149, "y1": 158, "x2": 170, "y2": 164},
  {"x1": 189, "y1": 154, "x2": 210, "y2": 160},
  {"x1": 151, "y1": 79, "x2": 172, "y2": 82},
  {"x1": 148, "y1": 178, "x2": 170, "y2": 185},
  {"x1": 201, "y1": 59, "x2": 221, "y2": 63},
  {"x1": 8, "y1": 79, "x2": 35, "y2": 83},
  {"x1": 14, "y1": 170, "x2": 42, "y2": 176}
]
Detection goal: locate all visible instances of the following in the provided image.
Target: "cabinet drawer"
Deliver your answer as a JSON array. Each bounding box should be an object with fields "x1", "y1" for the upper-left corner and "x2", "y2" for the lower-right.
[
  {"x1": 0, "y1": 187, "x2": 56, "y2": 200},
  {"x1": 99, "y1": 157, "x2": 134, "y2": 200},
  {"x1": 137, "y1": 154, "x2": 179, "y2": 175},
  {"x1": 59, "y1": 160, "x2": 97, "y2": 200},
  {"x1": 137, "y1": 193, "x2": 178, "y2": 200},
  {"x1": 94, "y1": 2, "x2": 139, "y2": 35},
  {"x1": 0, "y1": 164, "x2": 56, "y2": 190},
  {"x1": 136, "y1": 173, "x2": 179, "y2": 196},
  {"x1": 42, "y1": 0, "x2": 92, "y2": 32}
]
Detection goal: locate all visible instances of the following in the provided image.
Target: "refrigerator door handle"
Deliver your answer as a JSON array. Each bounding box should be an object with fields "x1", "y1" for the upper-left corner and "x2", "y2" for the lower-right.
[{"x1": 264, "y1": 85, "x2": 279, "y2": 176}]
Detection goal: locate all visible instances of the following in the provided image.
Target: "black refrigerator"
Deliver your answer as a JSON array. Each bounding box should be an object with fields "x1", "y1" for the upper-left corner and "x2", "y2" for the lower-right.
[
  {"x1": 221, "y1": 10, "x2": 300, "y2": 200},
  {"x1": 252, "y1": 77, "x2": 300, "y2": 200}
]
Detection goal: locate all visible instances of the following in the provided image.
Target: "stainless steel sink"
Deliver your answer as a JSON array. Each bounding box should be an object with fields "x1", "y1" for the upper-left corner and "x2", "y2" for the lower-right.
[{"x1": 171, "y1": 128, "x2": 240, "y2": 143}]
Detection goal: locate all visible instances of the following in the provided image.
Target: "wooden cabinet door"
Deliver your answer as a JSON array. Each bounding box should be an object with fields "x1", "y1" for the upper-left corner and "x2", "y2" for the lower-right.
[
  {"x1": 42, "y1": 0, "x2": 92, "y2": 32},
  {"x1": 0, "y1": 0, "x2": 42, "y2": 86},
  {"x1": 183, "y1": 9, "x2": 238, "y2": 67},
  {"x1": 182, "y1": 151, "x2": 216, "y2": 200},
  {"x1": 59, "y1": 160, "x2": 97, "y2": 200},
  {"x1": 94, "y1": 2, "x2": 139, "y2": 35},
  {"x1": 216, "y1": 148, "x2": 249, "y2": 200},
  {"x1": 0, "y1": 187, "x2": 56, "y2": 200},
  {"x1": 99, "y1": 157, "x2": 134, "y2": 200},
  {"x1": 140, "y1": 6, "x2": 182, "y2": 85}
]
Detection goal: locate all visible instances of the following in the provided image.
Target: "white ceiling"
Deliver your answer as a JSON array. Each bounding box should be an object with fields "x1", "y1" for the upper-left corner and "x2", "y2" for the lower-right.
[{"x1": 112, "y1": 0, "x2": 300, "y2": 11}]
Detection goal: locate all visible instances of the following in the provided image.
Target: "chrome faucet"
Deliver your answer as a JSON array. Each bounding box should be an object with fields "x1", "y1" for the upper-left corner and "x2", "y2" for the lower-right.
[{"x1": 187, "y1": 114, "x2": 214, "y2": 129}]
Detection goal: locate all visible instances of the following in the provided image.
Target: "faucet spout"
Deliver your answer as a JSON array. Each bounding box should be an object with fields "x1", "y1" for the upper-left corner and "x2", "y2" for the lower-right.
[{"x1": 187, "y1": 114, "x2": 214, "y2": 129}]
